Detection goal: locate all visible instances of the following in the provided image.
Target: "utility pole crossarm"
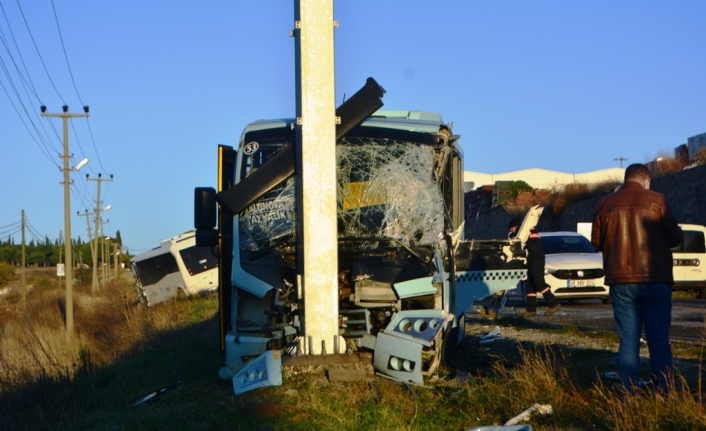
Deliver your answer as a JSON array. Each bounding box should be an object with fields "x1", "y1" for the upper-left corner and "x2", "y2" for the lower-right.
[{"x1": 614, "y1": 157, "x2": 628, "y2": 168}]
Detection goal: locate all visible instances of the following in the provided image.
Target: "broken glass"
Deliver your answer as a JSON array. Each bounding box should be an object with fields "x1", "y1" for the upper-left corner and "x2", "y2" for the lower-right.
[{"x1": 238, "y1": 137, "x2": 447, "y2": 251}]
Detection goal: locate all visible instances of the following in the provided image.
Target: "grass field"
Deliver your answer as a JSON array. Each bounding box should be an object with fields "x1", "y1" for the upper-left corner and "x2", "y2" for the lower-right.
[{"x1": 0, "y1": 269, "x2": 705, "y2": 430}]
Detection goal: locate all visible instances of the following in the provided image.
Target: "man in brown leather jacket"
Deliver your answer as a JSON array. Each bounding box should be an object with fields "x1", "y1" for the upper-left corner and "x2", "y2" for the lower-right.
[{"x1": 591, "y1": 163, "x2": 683, "y2": 393}]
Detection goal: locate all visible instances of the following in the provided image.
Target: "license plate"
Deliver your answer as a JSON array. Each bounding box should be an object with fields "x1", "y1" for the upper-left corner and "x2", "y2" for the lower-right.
[{"x1": 567, "y1": 279, "x2": 596, "y2": 287}]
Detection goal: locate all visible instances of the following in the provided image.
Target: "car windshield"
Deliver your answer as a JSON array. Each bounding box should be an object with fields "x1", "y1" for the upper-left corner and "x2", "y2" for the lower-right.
[{"x1": 541, "y1": 234, "x2": 597, "y2": 254}]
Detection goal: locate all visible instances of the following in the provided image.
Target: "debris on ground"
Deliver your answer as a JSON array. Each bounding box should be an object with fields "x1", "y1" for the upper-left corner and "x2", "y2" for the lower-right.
[
  {"x1": 130, "y1": 381, "x2": 181, "y2": 407},
  {"x1": 504, "y1": 403, "x2": 553, "y2": 426}
]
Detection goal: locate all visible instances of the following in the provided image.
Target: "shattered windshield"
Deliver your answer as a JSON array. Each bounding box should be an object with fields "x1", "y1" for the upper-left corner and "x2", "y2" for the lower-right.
[{"x1": 238, "y1": 133, "x2": 447, "y2": 252}]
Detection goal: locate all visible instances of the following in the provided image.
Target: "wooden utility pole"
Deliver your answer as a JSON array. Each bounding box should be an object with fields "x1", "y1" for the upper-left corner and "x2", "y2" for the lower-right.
[
  {"x1": 293, "y1": 0, "x2": 339, "y2": 355},
  {"x1": 41, "y1": 105, "x2": 89, "y2": 337}
]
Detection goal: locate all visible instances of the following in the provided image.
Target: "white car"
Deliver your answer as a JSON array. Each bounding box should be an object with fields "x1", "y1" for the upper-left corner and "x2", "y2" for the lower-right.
[
  {"x1": 519, "y1": 231, "x2": 610, "y2": 304},
  {"x1": 671, "y1": 224, "x2": 706, "y2": 299}
]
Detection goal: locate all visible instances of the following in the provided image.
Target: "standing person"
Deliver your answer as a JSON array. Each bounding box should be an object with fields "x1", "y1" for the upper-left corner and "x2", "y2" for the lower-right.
[
  {"x1": 508, "y1": 219, "x2": 561, "y2": 317},
  {"x1": 522, "y1": 227, "x2": 561, "y2": 317},
  {"x1": 592, "y1": 163, "x2": 683, "y2": 393}
]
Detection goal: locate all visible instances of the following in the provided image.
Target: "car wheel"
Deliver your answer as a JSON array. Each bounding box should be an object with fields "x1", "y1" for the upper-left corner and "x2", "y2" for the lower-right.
[{"x1": 601, "y1": 297, "x2": 611, "y2": 305}]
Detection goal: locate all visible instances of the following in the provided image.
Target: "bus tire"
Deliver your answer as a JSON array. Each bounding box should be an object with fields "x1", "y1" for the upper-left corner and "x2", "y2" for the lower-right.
[{"x1": 176, "y1": 288, "x2": 187, "y2": 301}]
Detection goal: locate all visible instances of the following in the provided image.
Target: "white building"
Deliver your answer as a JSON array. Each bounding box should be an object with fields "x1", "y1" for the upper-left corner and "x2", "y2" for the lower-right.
[{"x1": 464, "y1": 167, "x2": 625, "y2": 191}]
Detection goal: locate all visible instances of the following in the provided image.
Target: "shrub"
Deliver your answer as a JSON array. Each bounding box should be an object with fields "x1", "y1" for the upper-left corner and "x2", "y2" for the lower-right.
[{"x1": 0, "y1": 263, "x2": 15, "y2": 287}]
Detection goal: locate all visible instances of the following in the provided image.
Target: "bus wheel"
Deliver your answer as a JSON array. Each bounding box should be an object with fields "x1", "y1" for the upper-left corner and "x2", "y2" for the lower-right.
[{"x1": 176, "y1": 288, "x2": 187, "y2": 301}]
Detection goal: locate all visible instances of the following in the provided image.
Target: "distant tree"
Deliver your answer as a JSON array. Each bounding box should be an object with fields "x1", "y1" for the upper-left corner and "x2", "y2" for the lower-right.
[
  {"x1": 511, "y1": 180, "x2": 533, "y2": 196},
  {"x1": 115, "y1": 230, "x2": 123, "y2": 246},
  {"x1": 694, "y1": 147, "x2": 706, "y2": 166},
  {"x1": 28, "y1": 251, "x2": 45, "y2": 266}
]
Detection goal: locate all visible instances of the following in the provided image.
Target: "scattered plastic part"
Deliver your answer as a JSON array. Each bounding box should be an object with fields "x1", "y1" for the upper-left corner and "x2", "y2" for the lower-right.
[
  {"x1": 404, "y1": 382, "x2": 418, "y2": 401},
  {"x1": 131, "y1": 381, "x2": 181, "y2": 407},
  {"x1": 504, "y1": 403, "x2": 553, "y2": 426},
  {"x1": 368, "y1": 381, "x2": 381, "y2": 403},
  {"x1": 481, "y1": 326, "x2": 501, "y2": 340},
  {"x1": 466, "y1": 426, "x2": 532, "y2": 431},
  {"x1": 479, "y1": 337, "x2": 505, "y2": 344},
  {"x1": 232, "y1": 350, "x2": 282, "y2": 395}
]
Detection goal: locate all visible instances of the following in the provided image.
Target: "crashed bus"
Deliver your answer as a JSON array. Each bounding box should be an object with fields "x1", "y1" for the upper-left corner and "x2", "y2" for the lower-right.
[
  {"x1": 194, "y1": 79, "x2": 536, "y2": 393},
  {"x1": 131, "y1": 232, "x2": 219, "y2": 306}
]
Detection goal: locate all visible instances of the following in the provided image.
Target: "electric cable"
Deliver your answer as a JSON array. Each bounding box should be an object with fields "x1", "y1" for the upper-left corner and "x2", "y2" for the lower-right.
[
  {"x1": 0, "y1": 2, "x2": 41, "y2": 102},
  {"x1": 84, "y1": 118, "x2": 109, "y2": 174},
  {"x1": 70, "y1": 118, "x2": 99, "y2": 175},
  {"x1": 0, "y1": 221, "x2": 21, "y2": 230},
  {"x1": 51, "y1": 0, "x2": 82, "y2": 106},
  {"x1": 0, "y1": 79, "x2": 59, "y2": 167},
  {"x1": 25, "y1": 219, "x2": 50, "y2": 244},
  {"x1": 0, "y1": 226, "x2": 21, "y2": 238},
  {"x1": 0, "y1": 46, "x2": 62, "y2": 157},
  {"x1": 14, "y1": 0, "x2": 64, "y2": 104}
]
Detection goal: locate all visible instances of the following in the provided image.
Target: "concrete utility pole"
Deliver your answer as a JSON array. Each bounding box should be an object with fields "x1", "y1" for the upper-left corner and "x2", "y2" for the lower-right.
[
  {"x1": 21, "y1": 210, "x2": 26, "y2": 309},
  {"x1": 112, "y1": 243, "x2": 119, "y2": 280},
  {"x1": 293, "y1": 0, "x2": 339, "y2": 355},
  {"x1": 41, "y1": 105, "x2": 89, "y2": 337},
  {"x1": 99, "y1": 218, "x2": 110, "y2": 284},
  {"x1": 86, "y1": 174, "x2": 112, "y2": 292}
]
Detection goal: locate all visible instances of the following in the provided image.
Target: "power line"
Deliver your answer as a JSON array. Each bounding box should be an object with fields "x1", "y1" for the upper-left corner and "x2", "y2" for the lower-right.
[
  {"x1": 14, "y1": 0, "x2": 64, "y2": 103},
  {"x1": 0, "y1": 79, "x2": 60, "y2": 166},
  {"x1": 50, "y1": 0, "x2": 83, "y2": 106},
  {"x1": 84, "y1": 118, "x2": 109, "y2": 173},
  {"x1": 0, "y1": 226, "x2": 21, "y2": 238},
  {"x1": 0, "y1": 2, "x2": 41, "y2": 103},
  {"x1": 0, "y1": 220, "x2": 21, "y2": 230}
]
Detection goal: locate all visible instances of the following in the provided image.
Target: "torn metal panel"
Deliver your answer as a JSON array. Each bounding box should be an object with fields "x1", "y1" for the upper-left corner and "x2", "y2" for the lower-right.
[
  {"x1": 384, "y1": 309, "x2": 453, "y2": 347},
  {"x1": 373, "y1": 332, "x2": 424, "y2": 385},
  {"x1": 393, "y1": 276, "x2": 437, "y2": 299},
  {"x1": 221, "y1": 334, "x2": 271, "y2": 379},
  {"x1": 232, "y1": 350, "x2": 282, "y2": 395}
]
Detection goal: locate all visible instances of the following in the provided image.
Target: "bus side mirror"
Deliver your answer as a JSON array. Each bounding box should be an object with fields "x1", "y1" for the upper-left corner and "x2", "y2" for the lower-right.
[
  {"x1": 195, "y1": 187, "x2": 217, "y2": 229},
  {"x1": 195, "y1": 187, "x2": 218, "y2": 247}
]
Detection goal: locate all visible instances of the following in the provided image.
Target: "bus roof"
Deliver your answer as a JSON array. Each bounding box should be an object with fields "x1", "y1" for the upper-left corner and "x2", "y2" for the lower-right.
[{"x1": 239, "y1": 110, "x2": 449, "y2": 138}]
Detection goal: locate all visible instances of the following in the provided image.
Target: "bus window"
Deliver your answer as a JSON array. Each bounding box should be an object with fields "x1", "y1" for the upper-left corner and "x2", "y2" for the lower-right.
[
  {"x1": 133, "y1": 253, "x2": 180, "y2": 286},
  {"x1": 179, "y1": 246, "x2": 219, "y2": 276}
]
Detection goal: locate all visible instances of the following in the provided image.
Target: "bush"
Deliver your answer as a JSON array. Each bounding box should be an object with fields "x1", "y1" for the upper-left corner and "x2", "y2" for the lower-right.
[{"x1": 0, "y1": 263, "x2": 15, "y2": 287}]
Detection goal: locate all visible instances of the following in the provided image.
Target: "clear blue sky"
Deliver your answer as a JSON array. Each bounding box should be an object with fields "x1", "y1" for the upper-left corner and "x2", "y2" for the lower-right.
[{"x1": 2, "y1": 1, "x2": 705, "y2": 254}]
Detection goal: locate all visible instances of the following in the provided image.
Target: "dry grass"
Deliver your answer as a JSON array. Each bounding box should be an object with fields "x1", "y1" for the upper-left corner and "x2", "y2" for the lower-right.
[{"x1": 1, "y1": 271, "x2": 705, "y2": 430}]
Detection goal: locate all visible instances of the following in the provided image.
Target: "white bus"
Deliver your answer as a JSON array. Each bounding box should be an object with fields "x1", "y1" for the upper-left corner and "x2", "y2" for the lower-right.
[{"x1": 131, "y1": 232, "x2": 218, "y2": 306}]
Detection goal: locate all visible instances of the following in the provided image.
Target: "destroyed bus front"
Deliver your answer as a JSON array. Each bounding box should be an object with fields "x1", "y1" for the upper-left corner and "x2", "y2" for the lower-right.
[{"x1": 198, "y1": 112, "x2": 466, "y2": 390}]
